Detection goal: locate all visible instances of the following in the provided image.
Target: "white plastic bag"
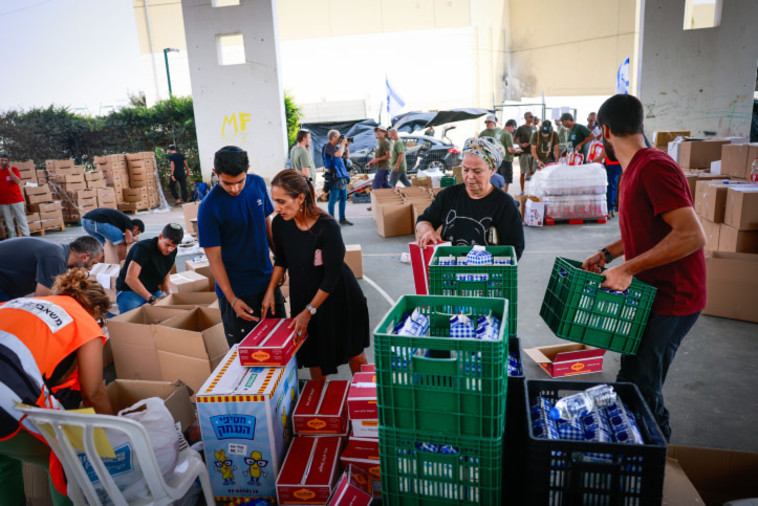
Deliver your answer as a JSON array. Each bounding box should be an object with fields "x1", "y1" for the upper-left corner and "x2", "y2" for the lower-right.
[{"x1": 79, "y1": 397, "x2": 180, "y2": 503}]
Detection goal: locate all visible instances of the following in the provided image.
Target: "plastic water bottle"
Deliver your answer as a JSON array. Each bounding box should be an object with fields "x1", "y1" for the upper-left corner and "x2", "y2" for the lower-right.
[
  {"x1": 549, "y1": 384, "x2": 618, "y2": 422},
  {"x1": 750, "y1": 158, "x2": 758, "y2": 182}
]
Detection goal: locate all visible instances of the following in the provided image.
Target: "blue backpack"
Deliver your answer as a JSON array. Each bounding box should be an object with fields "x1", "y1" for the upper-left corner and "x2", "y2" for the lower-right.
[{"x1": 192, "y1": 182, "x2": 209, "y2": 202}]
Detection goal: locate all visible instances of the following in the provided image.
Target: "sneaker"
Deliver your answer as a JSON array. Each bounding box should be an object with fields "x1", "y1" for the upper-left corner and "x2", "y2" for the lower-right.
[{"x1": 339, "y1": 219, "x2": 354, "y2": 226}]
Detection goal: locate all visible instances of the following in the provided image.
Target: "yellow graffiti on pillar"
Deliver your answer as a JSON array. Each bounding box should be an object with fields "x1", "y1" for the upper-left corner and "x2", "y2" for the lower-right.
[{"x1": 221, "y1": 113, "x2": 252, "y2": 136}]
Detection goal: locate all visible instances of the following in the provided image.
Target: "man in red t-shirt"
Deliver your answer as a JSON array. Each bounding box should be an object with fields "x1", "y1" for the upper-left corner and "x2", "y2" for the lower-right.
[
  {"x1": 582, "y1": 95, "x2": 706, "y2": 440},
  {"x1": 0, "y1": 153, "x2": 30, "y2": 238}
]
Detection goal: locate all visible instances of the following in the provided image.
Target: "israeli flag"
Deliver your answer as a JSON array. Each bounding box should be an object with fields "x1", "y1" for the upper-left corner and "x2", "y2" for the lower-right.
[
  {"x1": 615, "y1": 57, "x2": 630, "y2": 95},
  {"x1": 386, "y1": 76, "x2": 406, "y2": 118}
]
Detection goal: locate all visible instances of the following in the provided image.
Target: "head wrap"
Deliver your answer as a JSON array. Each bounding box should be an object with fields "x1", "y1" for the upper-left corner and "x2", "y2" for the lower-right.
[{"x1": 462, "y1": 137, "x2": 505, "y2": 171}]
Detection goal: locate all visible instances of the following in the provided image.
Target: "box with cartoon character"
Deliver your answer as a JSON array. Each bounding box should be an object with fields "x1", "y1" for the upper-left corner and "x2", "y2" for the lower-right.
[{"x1": 196, "y1": 345, "x2": 299, "y2": 505}]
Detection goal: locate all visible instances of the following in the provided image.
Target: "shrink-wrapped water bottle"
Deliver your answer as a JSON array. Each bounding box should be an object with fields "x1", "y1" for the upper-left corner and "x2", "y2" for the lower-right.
[{"x1": 549, "y1": 384, "x2": 618, "y2": 423}]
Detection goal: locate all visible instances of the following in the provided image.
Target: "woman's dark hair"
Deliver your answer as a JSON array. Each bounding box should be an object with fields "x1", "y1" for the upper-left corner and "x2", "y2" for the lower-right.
[
  {"x1": 271, "y1": 169, "x2": 329, "y2": 221},
  {"x1": 214, "y1": 146, "x2": 249, "y2": 176},
  {"x1": 598, "y1": 94, "x2": 645, "y2": 137},
  {"x1": 52, "y1": 268, "x2": 111, "y2": 326}
]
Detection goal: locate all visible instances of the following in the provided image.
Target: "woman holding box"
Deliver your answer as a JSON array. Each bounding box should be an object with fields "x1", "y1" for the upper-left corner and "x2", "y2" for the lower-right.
[{"x1": 261, "y1": 170, "x2": 369, "y2": 380}]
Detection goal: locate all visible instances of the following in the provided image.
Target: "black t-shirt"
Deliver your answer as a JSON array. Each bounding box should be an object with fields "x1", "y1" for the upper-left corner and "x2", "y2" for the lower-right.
[
  {"x1": 82, "y1": 208, "x2": 133, "y2": 232},
  {"x1": 116, "y1": 237, "x2": 177, "y2": 292},
  {"x1": 417, "y1": 184, "x2": 525, "y2": 259},
  {"x1": 168, "y1": 153, "x2": 186, "y2": 179},
  {"x1": 0, "y1": 237, "x2": 70, "y2": 298}
]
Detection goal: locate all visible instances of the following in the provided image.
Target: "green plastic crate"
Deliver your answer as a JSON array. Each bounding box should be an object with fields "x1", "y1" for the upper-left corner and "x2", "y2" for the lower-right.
[
  {"x1": 428, "y1": 245, "x2": 518, "y2": 336},
  {"x1": 374, "y1": 295, "x2": 508, "y2": 438},
  {"x1": 379, "y1": 425, "x2": 503, "y2": 505},
  {"x1": 540, "y1": 257, "x2": 657, "y2": 355},
  {"x1": 440, "y1": 175, "x2": 457, "y2": 187}
]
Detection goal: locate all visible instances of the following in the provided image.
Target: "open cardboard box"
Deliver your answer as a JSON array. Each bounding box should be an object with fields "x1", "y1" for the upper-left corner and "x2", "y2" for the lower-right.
[
  {"x1": 154, "y1": 307, "x2": 229, "y2": 394},
  {"x1": 155, "y1": 291, "x2": 218, "y2": 310},
  {"x1": 524, "y1": 343, "x2": 606, "y2": 378},
  {"x1": 106, "y1": 378, "x2": 196, "y2": 432},
  {"x1": 107, "y1": 305, "x2": 185, "y2": 381}
]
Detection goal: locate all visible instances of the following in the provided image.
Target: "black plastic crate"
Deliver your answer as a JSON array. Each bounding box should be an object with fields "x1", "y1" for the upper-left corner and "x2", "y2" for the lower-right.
[
  {"x1": 352, "y1": 191, "x2": 370, "y2": 203},
  {"x1": 503, "y1": 336, "x2": 526, "y2": 505},
  {"x1": 524, "y1": 379, "x2": 667, "y2": 506}
]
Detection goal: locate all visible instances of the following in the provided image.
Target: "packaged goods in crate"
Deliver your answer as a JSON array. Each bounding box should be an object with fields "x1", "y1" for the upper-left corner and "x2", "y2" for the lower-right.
[
  {"x1": 542, "y1": 194, "x2": 608, "y2": 220},
  {"x1": 196, "y1": 346, "x2": 299, "y2": 504},
  {"x1": 428, "y1": 245, "x2": 518, "y2": 335},
  {"x1": 528, "y1": 163, "x2": 607, "y2": 198},
  {"x1": 540, "y1": 257, "x2": 656, "y2": 354},
  {"x1": 374, "y1": 295, "x2": 508, "y2": 438},
  {"x1": 524, "y1": 379, "x2": 667, "y2": 505},
  {"x1": 379, "y1": 426, "x2": 503, "y2": 505}
]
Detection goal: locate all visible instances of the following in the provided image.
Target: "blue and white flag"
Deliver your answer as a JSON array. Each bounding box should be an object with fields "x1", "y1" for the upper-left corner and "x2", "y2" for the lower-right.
[
  {"x1": 386, "y1": 76, "x2": 406, "y2": 118},
  {"x1": 615, "y1": 57, "x2": 630, "y2": 95}
]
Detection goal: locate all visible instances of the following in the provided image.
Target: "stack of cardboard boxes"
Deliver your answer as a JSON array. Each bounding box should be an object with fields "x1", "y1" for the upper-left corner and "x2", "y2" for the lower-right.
[
  {"x1": 44, "y1": 160, "x2": 97, "y2": 223},
  {"x1": 94, "y1": 154, "x2": 130, "y2": 208},
  {"x1": 370, "y1": 186, "x2": 435, "y2": 238},
  {"x1": 7, "y1": 159, "x2": 65, "y2": 235},
  {"x1": 126, "y1": 152, "x2": 161, "y2": 210}
]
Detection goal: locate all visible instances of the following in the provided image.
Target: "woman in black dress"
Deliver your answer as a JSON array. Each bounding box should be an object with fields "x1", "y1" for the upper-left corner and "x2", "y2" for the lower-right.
[{"x1": 261, "y1": 170, "x2": 369, "y2": 380}]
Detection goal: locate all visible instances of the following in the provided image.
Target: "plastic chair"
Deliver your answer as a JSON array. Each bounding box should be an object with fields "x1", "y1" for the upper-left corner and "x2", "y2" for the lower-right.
[{"x1": 16, "y1": 405, "x2": 214, "y2": 506}]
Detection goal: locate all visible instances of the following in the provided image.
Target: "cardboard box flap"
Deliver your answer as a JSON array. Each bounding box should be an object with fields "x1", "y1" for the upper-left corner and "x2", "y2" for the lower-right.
[
  {"x1": 155, "y1": 307, "x2": 225, "y2": 359},
  {"x1": 105, "y1": 379, "x2": 195, "y2": 431},
  {"x1": 662, "y1": 457, "x2": 704, "y2": 504},
  {"x1": 294, "y1": 381, "x2": 325, "y2": 416},
  {"x1": 197, "y1": 347, "x2": 285, "y2": 398},
  {"x1": 155, "y1": 292, "x2": 218, "y2": 307}
]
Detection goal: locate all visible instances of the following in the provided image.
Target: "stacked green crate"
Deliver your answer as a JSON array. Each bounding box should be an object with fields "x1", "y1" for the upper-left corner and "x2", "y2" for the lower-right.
[
  {"x1": 374, "y1": 295, "x2": 508, "y2": 505},
  {"x1": 428, "y1": 245, "x2": 518, "y2": 335}
]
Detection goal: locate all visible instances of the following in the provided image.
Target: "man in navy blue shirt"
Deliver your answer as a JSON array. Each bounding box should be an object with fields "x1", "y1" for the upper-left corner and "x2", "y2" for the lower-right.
[{"x1": 197, "y1": 146, "x2": 286, "y2": 346}]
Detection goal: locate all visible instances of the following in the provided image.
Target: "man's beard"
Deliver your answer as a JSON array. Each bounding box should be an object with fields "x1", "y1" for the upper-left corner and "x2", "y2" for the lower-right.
[{"x1": 603, "y1": 136, "x2": 618, "y2": 162}]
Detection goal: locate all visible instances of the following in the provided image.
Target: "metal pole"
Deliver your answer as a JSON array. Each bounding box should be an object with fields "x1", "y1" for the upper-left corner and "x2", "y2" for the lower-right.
[{"x1": 163, "y1": 48, "x2": 173, "y2": 97}]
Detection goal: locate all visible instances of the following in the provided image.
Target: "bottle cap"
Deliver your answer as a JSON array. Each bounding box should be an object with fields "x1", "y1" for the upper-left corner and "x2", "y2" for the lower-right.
[{"x1": 549, "y1": 407, "x2": 561, "y2": 420}]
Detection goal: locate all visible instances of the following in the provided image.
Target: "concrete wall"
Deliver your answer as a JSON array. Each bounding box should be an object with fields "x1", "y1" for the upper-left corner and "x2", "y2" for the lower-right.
[
  {"x1": 637, "y1": 0, "x2": 758, "y2": 137},
  {"x1": 507, "y1": 0, "x2": 637, "y2": 99},
  {"x1": 181, "y1": 0, "x2": 287, "y2": 182}
]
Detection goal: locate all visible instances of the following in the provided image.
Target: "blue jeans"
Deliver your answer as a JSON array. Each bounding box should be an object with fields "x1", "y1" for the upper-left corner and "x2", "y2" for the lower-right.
[
  {"x1": 390, "y1": 171, "x2": 412, "y2": 187},
  {"x1": 616, "y1": 311, "x2": 700, "y2": 440},
  {"x1": 604, "y1": 162, "x2": 622, "y2": 212},
  {"x1": 372, "y1": 169, "x2": 393, "y2": 189},
  {"x1": 82, "y1": 218, "x2": 125, "y2": 245},
  {"x1": 328, "y1": 182, "x2": 347, "y2": 221},
  {"x1": 116, "y1": 290, "x2": 165, "y2": 314}
]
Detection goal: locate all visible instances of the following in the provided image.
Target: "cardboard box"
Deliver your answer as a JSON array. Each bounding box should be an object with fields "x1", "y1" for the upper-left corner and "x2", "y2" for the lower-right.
[
  {"x1": 328, "y1": 465, "x2": 373, "y2": 506},
  {"x1": 123, "y1": 187, "x2": 148, "y2": 203},
  {"x1": 276, "y1": 436, "x2": 342, "y2": 505},
  {"x1": 408, "y1": 241, "x2": 450, "y2": 295},
  {"x1": 662, "y1": 456, "x2": 704, "y2": 504},
  {"x1": 360, "y1": 364, "x2": 375, "y2": 373},
  {"x1": 683, "y1": 172, "x2": 724, "y2": 198},
  {"x1": 344, "y1": 244, "x2": 363, "y2": 279},
  {"x1": 169, "y1": 271, "x2": 209, "y2": 293},
  {"x1": 155, "y1": 292, "x2": 218, "y2": 310},
  {"x1": 154, "y1": 307, "x2": 229, "y2": 394},
  {"x1": 340, "y1": 436, "x2": 381, "y2": 497},
  {"x1": 89, "y1": 263, "x2": 120, "y2": 302},
  {"x1": 182, "y1": 202, "x2": 200, "y2": 235},
  {"x1": 700, "y1": 217, "x2": 721, "y2": 251},
  {"x1": 185, "y1": 256, "x2": 216, "y2": 290},
  {"x1": 376, "y1": 202, "x2": 413, "y2": 237},
  {"x1": 721, "y1": 143, "x2": 758, "y2": 180},
  {"x1": 524, "y1": 197, "x2": 545, "y2": 227},
  {"x1": 106, "y1": 379, "x2": 196, "y2": 431},
  {"x1": 524, "y1": 343, "x2": 606, "y2": 378},
  {"x1": 238, "y1": 318, "x2": 305, "y2": 367},
  {"x1": 653, "y1": 130, "x2": 691, "y2": 150},
  {"x1": 678, "y1": 140, "x2": 730, "y2": 170},
  {"x1": 197, "y1": 346, "x2": 298, "y2": 503},
  {"x1": 704, "y1": 251, "x2": 758, "y2": 323},
  {"x1": 45, "y1": 159, "x2": 75, "y2": 171},
  {"x1": 665, "y1": 444, "x2": 758, "y2": 506},
  {"x1": 86, "y1": 178, "x2": 106, "y2": 189},
  {"x1": 347, "y1": 372, "x2": 377, "y2": 421},
  {"x1": 351, "y1": 419, "x2": 379, "y2": 440},
  {"x1": 293, "y1": 380, "x2": 350, "y2": 435},
  {"x1": 410, "y1": 176, "x2": 433, "y2": 189},
  {"x1": 98, "y1": 195, "x2": 118, "y2": 209},
  {"x1": 694, "y1": 180, "x2": 734, "y2": 222},
  {"x1": 718, "y1": 223, "x2": 758, "y2": 253},
  {"x1": 724, "y1": 185, "x2": 758, "y2": 230},
  {"x1": 27, "y1": 220, "x2": 42, "y2": 233},
  {"x1": 107, "y1": 305, "x2": 185, "y2": 380},
  {"x1": 25, "y1": 212, "x2": 40, "y2": 222}
]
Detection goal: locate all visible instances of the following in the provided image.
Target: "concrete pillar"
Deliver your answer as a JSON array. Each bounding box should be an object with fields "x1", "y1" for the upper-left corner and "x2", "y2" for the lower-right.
[
  {"x1": 181, "y1": 0, "x2": 287, "y2": 182},
  {"x1": 637, "y1": 0, "x2": 758, "y2": 138}
]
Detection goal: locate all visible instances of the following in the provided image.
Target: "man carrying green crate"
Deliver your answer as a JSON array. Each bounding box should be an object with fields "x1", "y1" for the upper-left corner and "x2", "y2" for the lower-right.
[{"x1": 581, "y1": 94, "x2": 706, "y2": 441}]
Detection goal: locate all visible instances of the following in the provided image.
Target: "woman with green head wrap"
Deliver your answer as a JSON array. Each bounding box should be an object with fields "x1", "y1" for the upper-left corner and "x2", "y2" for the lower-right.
[{"x1": 415, "y1": 137, "x2": 525, "y2": 258}]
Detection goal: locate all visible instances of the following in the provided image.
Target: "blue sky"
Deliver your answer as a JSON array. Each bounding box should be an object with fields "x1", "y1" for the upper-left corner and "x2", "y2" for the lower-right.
[{"x1": 0, "y1": 0, "x2": 144, "y2": 115}]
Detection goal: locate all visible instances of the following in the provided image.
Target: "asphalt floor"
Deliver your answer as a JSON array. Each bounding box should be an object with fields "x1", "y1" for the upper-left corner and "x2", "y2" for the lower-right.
[{"x1": 42, "y1": 187, "x2": 758, "y2": 454}]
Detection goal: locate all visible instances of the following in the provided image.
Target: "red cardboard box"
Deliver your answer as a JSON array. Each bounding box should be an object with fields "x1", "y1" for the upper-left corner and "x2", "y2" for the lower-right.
[
  {"x1": 238, "y1": 318, "x2": 305, "y2": 367},
  {"x1": 347, "y1": 373, "x2": 377, "y2": 420},
  {"x1": 276, "y1": 436, "x2": 342, "y2": 505},
  {"x1": 340, "y1": 436, "x2": 381, "y2": 497},
  {"x1": 523, "y1": 343, "x2": 606, "y2": 378},
  {"x1": 408, "y1": 240, "x2": 450, "y2": 294},
  {"x1": 327, "y1": 465, "x2": 373, "y2": 506},
  {"x1": 294, "y1": 380, "x2": 350, "y2": 435}
]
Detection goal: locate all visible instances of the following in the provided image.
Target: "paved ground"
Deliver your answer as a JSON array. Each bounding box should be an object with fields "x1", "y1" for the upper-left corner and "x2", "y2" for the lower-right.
[{"x1": 43, "y1": 189, "x2": 758, "y2": 453}]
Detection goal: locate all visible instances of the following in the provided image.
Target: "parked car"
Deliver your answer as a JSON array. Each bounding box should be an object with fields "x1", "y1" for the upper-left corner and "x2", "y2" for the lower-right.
[{"x1": 349, "y1": 134, "x2": 461, "y2": 174}]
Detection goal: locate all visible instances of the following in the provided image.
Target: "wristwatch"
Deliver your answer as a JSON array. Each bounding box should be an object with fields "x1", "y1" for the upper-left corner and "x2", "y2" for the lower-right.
[
  {"x1": 305, "y1": 304, "x2": 317, "y2": 316},
  {"x1": 148, "y1": 295, "x2": 157, "y2": 303},
  {"x1": 600, "y1": 248, "x2": 614, "y2": 264}
]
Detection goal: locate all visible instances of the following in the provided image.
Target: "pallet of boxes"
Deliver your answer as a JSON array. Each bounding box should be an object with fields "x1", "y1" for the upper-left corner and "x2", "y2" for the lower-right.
[
  {"x1": 15, "y1": 160, "x2": 65, "y2": 236},
  {"x1": 125, "y1": 152, "x2": 161, "y2": 211},
  {"x1": 44, "y1": 159, "x2": 98, "y2": 224},
  {"x1": 93, "y1": 154, "x2": 129, "y2": 210}
]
